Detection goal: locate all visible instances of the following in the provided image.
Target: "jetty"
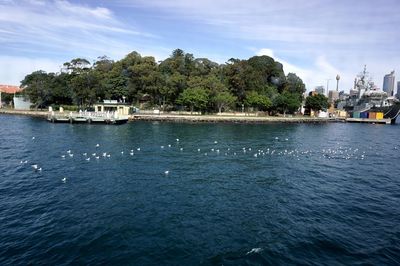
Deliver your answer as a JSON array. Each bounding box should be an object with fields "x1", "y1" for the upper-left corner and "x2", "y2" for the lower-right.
[{"x1": 48, "y1": 111, "x2": 128, "y2": 124}]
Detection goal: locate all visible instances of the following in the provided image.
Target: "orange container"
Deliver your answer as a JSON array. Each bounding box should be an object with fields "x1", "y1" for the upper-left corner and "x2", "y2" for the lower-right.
[{"x1": 369, "y1": 112, "x2": 376, "y2": 119}]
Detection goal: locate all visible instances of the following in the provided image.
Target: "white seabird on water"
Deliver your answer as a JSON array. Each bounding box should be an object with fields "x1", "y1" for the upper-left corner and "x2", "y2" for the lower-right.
[
  {"x1": 164, "y1": 170, "x2": 169, "y2": 175},
  {"x1": 96, "y1": 144, "x2": 100, "y2": 147},
  {"x1": 62, "y1": 177, "x2": 67, "y2": 183},
  {"x1": 31, "y1": 164, "x2": 38, "y2": 170},
  {"x1": 176, "y1": 138, "x2": 179, "y2": 142}
]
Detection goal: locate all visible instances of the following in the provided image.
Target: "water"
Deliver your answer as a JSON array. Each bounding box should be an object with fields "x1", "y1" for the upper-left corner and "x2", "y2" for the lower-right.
[{"x1": 0, "y1": 114, "x2": 399, "y2": 265}]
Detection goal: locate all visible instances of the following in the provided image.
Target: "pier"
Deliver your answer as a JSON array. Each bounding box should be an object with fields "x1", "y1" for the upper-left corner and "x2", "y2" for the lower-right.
[
  {"x1": 345, "y1": 118, "x2": 391, "y2": 124},
  {"x1": 48, "y1": 111, "x2": 128, "y2": 124}
]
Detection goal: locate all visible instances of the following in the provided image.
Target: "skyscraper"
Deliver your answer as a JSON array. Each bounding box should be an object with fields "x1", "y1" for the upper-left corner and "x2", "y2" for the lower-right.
[
  {"x1": 396, "y1": 81, "x2": 400, "y2": 99},
  {"x1": 383, "y1": 71, "x2": 395, "y2": 96}
]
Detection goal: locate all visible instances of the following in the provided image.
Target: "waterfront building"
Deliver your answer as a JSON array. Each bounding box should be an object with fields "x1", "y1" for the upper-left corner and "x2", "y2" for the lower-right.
[
  {"x1": 93, "y1": 100, "x2": 133, "y2": 116},
  {"x1": 0, "y1": 85, "x2": 22, "y2": 108},
  {"x1": 383, "y1": 71, "x2": 395, "y2": 96},
  {"x1": 396, "y1": 81, "x2": 400, "y2": 99}
]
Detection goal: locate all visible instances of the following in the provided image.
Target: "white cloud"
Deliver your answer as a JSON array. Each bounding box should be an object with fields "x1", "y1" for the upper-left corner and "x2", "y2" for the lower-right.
[
  {"x1": 0, "y1": 56, "x2": 61, "y2": 85},
  {"x1": 256, "y1": 48, "x2": 347, "y2": 92}
]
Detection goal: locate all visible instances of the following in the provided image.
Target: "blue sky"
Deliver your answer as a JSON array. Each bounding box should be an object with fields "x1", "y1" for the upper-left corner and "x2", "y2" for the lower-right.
[{"x1": 0, "y1": 0, "x2": 399, "y2": 92}]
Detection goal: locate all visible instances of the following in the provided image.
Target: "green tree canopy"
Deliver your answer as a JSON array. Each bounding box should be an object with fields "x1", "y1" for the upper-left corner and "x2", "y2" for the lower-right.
[
  {"x1": 305, "y1": 94, "x2": 329, "y2": 113},
  {"x1": 245, "y1": 91, "x2": 272, "y2": 111},
  {"x1": 177, "y1": 87, "x2": 209, "y2": 113}
]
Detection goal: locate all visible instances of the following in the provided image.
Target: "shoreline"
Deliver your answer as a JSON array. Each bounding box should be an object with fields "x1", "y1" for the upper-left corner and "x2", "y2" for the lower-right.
[{"x1": 0, "y1": 109, "x2": 343, "y2": 124}]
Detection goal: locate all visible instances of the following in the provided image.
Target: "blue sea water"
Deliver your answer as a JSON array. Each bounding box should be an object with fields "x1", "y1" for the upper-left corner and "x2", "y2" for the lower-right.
[{"x1": 0, "y1": 114, "x2": 399, "y2": 265}]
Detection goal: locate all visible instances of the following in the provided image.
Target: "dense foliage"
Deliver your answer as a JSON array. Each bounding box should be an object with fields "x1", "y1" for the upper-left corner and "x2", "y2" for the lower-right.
[
  {"x1": 21, "y1": 49, "x2": 306, "y2": 114},
  {"x1": 305, "y1": 94, "x2": 330, "y2": 112}
]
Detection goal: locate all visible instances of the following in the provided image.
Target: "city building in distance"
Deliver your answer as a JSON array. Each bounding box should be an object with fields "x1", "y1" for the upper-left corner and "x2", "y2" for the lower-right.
[{"x1": 383, "y1": 71, "x2": 395, "y2": 97}]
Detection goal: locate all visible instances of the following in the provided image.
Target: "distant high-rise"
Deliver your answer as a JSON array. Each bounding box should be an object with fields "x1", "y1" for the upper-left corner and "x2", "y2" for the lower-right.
[
  {"x1": 328, "y1": 90, "x2": 339, "y2": 103},
  {"x1": 383, "y1": 71, "x2": 395, "y2": 96},
  {"x1": 315, "y1": 86, "x2": 325, "y2": 95},
  {"x1": 396, "y1": 81, "x2": 400, "y2": 99}
]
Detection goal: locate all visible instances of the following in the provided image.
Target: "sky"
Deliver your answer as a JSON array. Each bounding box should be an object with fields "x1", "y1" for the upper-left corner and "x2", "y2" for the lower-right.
[{"x1": 0, "y1": 0, "x2": 399, "y2": 92}]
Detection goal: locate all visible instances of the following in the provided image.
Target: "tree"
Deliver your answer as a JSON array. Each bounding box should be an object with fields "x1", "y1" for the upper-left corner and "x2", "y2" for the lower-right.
[
  {"x1": 273, "y1": 91, "x2": 302, "y2": 116},
  {"x1": 305, "y1": 94, "x2": 329, "y2": 114},
  {"x1": 21, "y1": 70, "x2": 52, "y2": 109},
  {"x1": 177, "y1": 88, "x2": 209, "y2": 113},
  {"x1": 245, "y1": 91, "x2": 271, "y2": 111},
  {"x1": 213, "y1": 90, "x2": 237, "y2": 113}
]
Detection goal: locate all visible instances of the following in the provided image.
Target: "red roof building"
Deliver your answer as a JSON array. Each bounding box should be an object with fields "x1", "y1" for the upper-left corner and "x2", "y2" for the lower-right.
[{"x1": 0, "y1": 85, "x2": 22, "y2": 94}]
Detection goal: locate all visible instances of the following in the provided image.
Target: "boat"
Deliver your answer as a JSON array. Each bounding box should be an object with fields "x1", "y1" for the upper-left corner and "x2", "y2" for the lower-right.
[{"x1": 342, "y1": 66, "x2": 400, "y2": 124}]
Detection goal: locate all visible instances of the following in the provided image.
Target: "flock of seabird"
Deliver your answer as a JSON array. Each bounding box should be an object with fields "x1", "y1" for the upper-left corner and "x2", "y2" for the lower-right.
[{"x1": 18, "y1": 134, "x2": 386, "y2": 185}]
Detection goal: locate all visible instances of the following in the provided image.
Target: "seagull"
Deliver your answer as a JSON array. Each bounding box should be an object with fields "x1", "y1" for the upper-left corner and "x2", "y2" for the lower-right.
[
  {"x1": 168, "y1": 144, "x2": 171, "y2": 148},
  {"x1": 86, "y1": 157, "x2": 90, "y2": 161},
  {"x1": 83, "y1": 153, "x2": 87, "y2": 156},
  {"x1": 61, "y1": 155, "x2": 66, "y2": 159},
  {"x1": 102, "y1": 152, "x2": 107, "y2": 157},
  {"x1": 197, "y1": 148, "x2": 201, "y2": 152},
  {"x1": 38, "y1": 167, "x2": 42, "y2": 171},
  {"x1": 161, "y1": 146, "x2": 164, "y2": 149},
  {"x1": 180, "y1": 148, "x2": 183, "y2": 151},
  {"x1": 95, "y1": 156, "x2": 100, "y2": 159},
  {"x1": 31, "y1": 164, "x2": 38, "y2": 170},
  {"x1": 69, "y1": 154, "x2": 74, "y2": 157},
  {"x1": 130, "y1": 151, "x2": 134, "y2": 156},
  {"x1": 67, "y1": 150, "x2": 71, "y2": 154},
  {"x1": 121, "y1": 151, "x2": 124, "y2": 155},
  {"x1": 62, "y1": 177, "x2": 67, "y2": 183},
  {"x1": 214, "y1": 141, "x2": 218, "y2": 144},
  {"x1": 95, "y1": 144, "x2": 100, "y2": 147},
  {"x1": 137, "y1": 148, "x2": 141, "y2": 151},
  {"x1": 32, "y1": 137, "x2": 35, "y2": 140},
  {"x1": 164, "y1": 170, "x2": 169, "y2": 175},
  {"x1": 92, "y1": 153, "x2": 96, "y2": 156},
  {"x1": 176, "y1": 138, "x2": 179, "y2": 142},
  {"x1": 107, "y1": 154, "x2": 111, "y2": 158}
]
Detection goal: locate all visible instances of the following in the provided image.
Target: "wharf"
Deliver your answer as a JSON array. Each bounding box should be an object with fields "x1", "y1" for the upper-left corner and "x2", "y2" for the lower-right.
[
  {"x1": 345, "y1": 118, "x2": 391, "y2": 124},
  {"x1": 48, "y1": 111, "x2": 128, "y2": 124}
]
